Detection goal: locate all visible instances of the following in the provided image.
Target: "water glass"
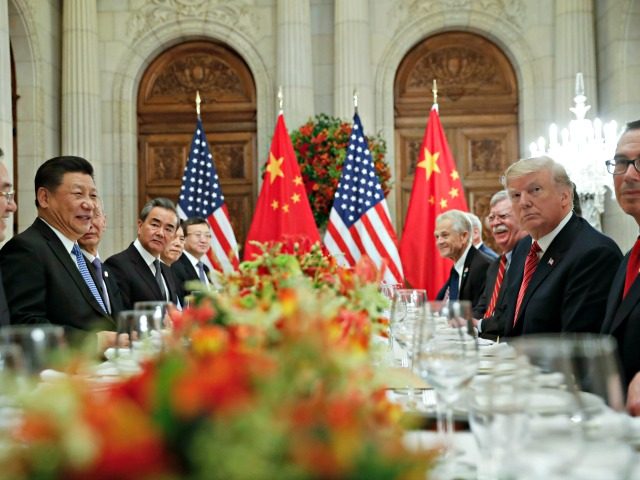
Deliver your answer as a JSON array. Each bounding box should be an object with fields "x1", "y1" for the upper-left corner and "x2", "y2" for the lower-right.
[
  {"x1": 0, "y1": 325, "x2": 66, "y2": 374},
  {"x1": 116, "y1": 310, "x2": 163, "y2": 365}
]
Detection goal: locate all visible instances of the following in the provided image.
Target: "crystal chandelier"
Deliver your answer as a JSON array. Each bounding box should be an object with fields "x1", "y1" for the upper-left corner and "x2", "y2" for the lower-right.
[{"x1": 529, "y1": 73, "x2": 620, "y2": 231}]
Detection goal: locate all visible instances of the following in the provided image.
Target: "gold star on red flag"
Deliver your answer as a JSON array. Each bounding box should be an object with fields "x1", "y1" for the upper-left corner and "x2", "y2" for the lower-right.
[
  {"x1": 271, "y1": 200, "x2": 279, "y2": 210},
  {"x1": 429, "y1": 195, "x2": 435, "y2": 205},
  {"x1": 450, "y1": 170, "x2": 459, "y2": 181},
  {"x1": 282, "y1": 204, "x2": 290, "y2": 213},
  {"x1": 440, "y1": 198, "x2": 448, "y2": 209},
  {"x1": 291, "y1": 193, "x2": 301, "y2": 203},
  {"x1": 266, "y1": 153, "x2": 285, "y2": 184},
  {"x1": 293, "y1": 175, "x2": 303, "y2": 186},
  {"x1": 449, "y1": 187, "x2": 459, "y2": 198},
  {"x1": 417, "y1": 148, "x2": 441, "y2": 181}
]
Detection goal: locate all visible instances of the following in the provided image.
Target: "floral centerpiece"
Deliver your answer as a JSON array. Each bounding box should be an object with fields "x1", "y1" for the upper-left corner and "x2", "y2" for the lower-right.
[
  {"x1": 0, "y1": 243, "x2": 436, "y2": 479},
  {"x1": 291, "y1": 114, "x2": 392, "y2": 230}
]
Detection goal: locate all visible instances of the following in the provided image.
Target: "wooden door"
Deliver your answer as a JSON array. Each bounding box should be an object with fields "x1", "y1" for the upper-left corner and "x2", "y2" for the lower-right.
[
  {"x1": 137, "y1": 40, "x2": 256, "y2": 250},
  {"x1": 394, "y1": 31, "x2": 519, "y2": 250}
]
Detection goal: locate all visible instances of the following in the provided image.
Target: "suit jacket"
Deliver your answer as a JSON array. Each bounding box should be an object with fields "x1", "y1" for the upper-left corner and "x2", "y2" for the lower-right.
[
  {"x1": 478, "y1": 243, "x2": 499, "y2": 260},
  {"x1": 86, "y1": 257, "x2": 125, "y2": 318},
  {"x1": 0, "y1": 218, "x2": 115, "y2": 331},
  {"x1": 171, "y1": 253, "x2": 210, "y2": 301},
  {"x1": 601, "y1": 251, "x2": 640, "y2": 388},
  {"x1": 501, "y1": 215, "x2": 622, "y2": 337},
  {"x1": 105, "y1": 243, "x2": 180, "y2": 310},
  {"x1": 0, "y1": 269, "x2": 10, "y2": 326},
  {"x1": 436, "y1": 246, "x2": 491, "y2": 309},
  {"x1": 473, "y1": 255, "x2": 511, "y2": 340}
]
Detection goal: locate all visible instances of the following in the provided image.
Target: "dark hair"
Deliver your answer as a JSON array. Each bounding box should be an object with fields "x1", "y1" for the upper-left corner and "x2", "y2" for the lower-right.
[
  {"x1": 34, "y1": 156, "x2": 94, "y2": 207},
  {"x1": 625, "y1": 120, "x2": 640, "y2": 133},
  {"x1": 572, "y1": 182, "x2": 582, "y2": 217},
  {"x1": 139, "y1": 197, "x2": 177, "y2": 222},
  {"x1": 183, "y1": 216, "x2": 209, "y2": 235}
]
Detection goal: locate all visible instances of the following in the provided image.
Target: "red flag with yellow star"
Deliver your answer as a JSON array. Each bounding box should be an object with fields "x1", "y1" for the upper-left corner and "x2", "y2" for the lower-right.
[
  {"x1": 399, "y1": 105, "x2": 468, "y2": 295},
  {"x1": 244, "y1": 114, "x2": 321, "y2": 260}
]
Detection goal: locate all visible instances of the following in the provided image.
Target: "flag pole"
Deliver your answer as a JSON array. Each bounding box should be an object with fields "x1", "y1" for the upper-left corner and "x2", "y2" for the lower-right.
[
  {"x1": 353, "y1": 89, "x2": 358, "y2": 114},
  {"x1": 195, "y1": 90, "x2": 202, "y2": 120},
  {"x1": 277, "y1": 85, "x2": 283, "y2": 115},
  {"x1": 432, "y1": 79, "x2": 439, "y2": 112}
]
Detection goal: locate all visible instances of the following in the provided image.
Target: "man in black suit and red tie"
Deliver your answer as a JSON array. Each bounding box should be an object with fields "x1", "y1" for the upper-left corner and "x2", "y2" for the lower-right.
[
  {"x1": 472, "y1": 190, "x2": 527, "y2": 339},
  {"x1": 0, "y1": 156, "x2": 116, "y2": 338},
  {"x1": 435, "y1": 209, "x2": 491, "y2": 309},
  {"x1": 601, "y1": 119, "x2": 640, "y2": 414},
  {"x1": 105, "y1": 197, "x2": 181, "y2": 309},
  {"x1": 499, "y1": 155, "x2": 621, "y2": 337}
]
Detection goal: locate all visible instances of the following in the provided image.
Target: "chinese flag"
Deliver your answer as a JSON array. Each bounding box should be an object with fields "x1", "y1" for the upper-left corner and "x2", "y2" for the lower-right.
[
  {"x1": 399, "y1": 105, "x2": 468, "y2": 296},
  {"x1": 244, "y1": 114, "x2": 321, "y2": 260}
]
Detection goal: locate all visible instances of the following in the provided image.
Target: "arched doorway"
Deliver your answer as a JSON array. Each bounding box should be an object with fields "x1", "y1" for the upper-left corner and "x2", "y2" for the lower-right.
[
  {"x1": 137, "y1": 40, "x2": 257, "y2": 248},
  {"x1": 394, "y1": 31, "x2": 518, "y2": 249}
]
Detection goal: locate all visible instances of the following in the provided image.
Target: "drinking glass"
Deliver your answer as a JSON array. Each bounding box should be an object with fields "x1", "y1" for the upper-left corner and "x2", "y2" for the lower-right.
[
  {"x1": 0, "y1": 344, "x2": 26, "y2": 435},
  {"x1": 379, "y1": 283, "x2": 401, "y2": 344},
  {"x1": 116, "y1": 310, "x2": 163, "y2": 366},
  {"x1": 0, "y1": 325, "x2": 66, "y2": 374},
  {"x1": 133, "y1": 301, "x2": 173, "y2": 330},
  {"x1": 413, "y1": 301, "x2": 478, "y2": 452}
]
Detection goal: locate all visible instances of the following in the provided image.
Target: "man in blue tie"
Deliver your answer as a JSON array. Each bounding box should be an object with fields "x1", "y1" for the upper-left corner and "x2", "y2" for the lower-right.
[
  {"x1": 0, "y1": 151, "x2": 18, "y2": 326},
  {"x1": 435, "y1": 209, "x2": 491, "y2": 309},
  {"x1": 0, "y1": 156, "x2": 116, "y2": 338}
]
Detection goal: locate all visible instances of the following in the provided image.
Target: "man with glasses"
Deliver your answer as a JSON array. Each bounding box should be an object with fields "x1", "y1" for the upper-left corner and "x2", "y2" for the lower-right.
[
  {"x1": 105, "y1": 198, "x2": 181, "y2": 309},
  {"x1": 0, "y1": 156, "x2": 116, "y2": 334},
  {"x1": 499, "y1": 156, "x2": 621, "y2": 337},
  {"x1": 472, "y1": 190, "x2": 527, "y2": 339},
  {"x1": 602, "y1": 119, "x2": 640, "y2": 415},
  {"x1": 172, "y1": 217, "x2": 216, "y2": 301},
  {"x1": 0, "y1": 149, "x2": 17, "y2": 325}
]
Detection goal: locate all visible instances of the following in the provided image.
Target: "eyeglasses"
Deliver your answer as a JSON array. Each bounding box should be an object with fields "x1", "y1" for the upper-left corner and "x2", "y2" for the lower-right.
[
  {"x1": 606, "y1": 157, "x2": 640, "y2": 175},
  {"x1": 486, "y1": 213, "x2": 511, "y2": 222},
  {"x1": 0, "y1": 191, "x2": 15, "y2": 203},
  {"x1": 187, "y1": 232, "x2": 212, "y2": 240}
]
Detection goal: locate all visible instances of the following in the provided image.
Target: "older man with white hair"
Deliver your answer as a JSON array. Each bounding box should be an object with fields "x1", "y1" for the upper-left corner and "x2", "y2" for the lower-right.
[{"x1": 434, "y1": 209, "x2": 491, "y2": 309}]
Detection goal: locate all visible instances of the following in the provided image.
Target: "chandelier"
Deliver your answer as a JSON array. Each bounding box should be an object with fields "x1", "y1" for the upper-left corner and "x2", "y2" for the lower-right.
[{"x1": 528, "y1": 73, "x2": 620, "y2": 231}]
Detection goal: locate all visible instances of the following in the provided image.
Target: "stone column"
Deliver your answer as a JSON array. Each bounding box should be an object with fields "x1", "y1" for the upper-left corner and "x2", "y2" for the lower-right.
[
  {"x1": 62, "y1": 0, "x2": 101, "y2": 165},
  {"x1": 0, "y1": 0, "x2": 12, "y2": 173},
  {"x1": 334, "y1": 0, "x2": 373, "y2": 127},
  {"x1": 554, "y1": 0, "x2": 597, "y2": 123},
  {"x1": 276, "y1": 0, "x2": 314, "y2": 129}
]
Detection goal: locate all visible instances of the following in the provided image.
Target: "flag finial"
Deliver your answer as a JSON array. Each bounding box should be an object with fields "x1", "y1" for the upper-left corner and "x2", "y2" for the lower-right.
[
  {"x1": 277, "y1": 86, "x2": 283, "y2": 115},
  {"x1": 195, "y1": 90, "x2": 201, "y2": 118},
  {"x1": 432, "y1": 79, "x2": 438, "y2": 108},
  {"x1": 353, "y1": 89, "x2": 358, "y2": 114}
]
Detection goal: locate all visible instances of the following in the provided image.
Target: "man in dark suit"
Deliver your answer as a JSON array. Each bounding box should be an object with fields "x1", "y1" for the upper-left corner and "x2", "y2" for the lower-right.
[
  {"x1": 105, "y1": 197, "x2": 181, "y2": 309},
  {"x1": 0, "y1": 156, "x2": 115, "y2": 336},
  {"x1": 78, "y1": 199, "x2": 124, "y2": 318},
  {"x1": 601, "y1": 119, "x2": 640, "y2": 414},
  {"x1": 499, "y1": 155, "x2": 621, "y2": 337},
  {"x1": 0, "y1": 153, "x2": 17, "y2": 326},
  {"x1": 472, "y1": 190, "x2": 527, "y2": 339},
  {"x1": 172, "y1": 217, "x2": 216, "y2": 302},
  {"x1": 435, "y1": 209, "x2": 491, "y2": 309}
]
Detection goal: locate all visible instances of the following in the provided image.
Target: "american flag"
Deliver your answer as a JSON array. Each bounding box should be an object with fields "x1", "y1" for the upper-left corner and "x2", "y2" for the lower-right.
[
  {"x1": 324, "y1": 113, "x2": 404, "y2": 284},
  {"x1": 177, "y1": 118, "x2": 239, "y2": 272}
]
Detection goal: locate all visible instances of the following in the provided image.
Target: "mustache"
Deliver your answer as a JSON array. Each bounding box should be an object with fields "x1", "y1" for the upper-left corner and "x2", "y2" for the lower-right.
[{"x1": 492, "y1": 225, "x2": 509, "y2": 234}]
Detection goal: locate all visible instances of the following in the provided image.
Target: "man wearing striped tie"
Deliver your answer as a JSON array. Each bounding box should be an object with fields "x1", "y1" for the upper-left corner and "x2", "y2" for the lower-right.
[
  {"x1": 472, "y1": 190, "x2": 527, "y2": 339},
  {"x1": 0, "y1": 156, "x2": 117, "y2": 338}
]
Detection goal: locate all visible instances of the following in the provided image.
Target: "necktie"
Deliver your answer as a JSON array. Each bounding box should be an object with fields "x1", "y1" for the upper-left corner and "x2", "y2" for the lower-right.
[
  {"x1": 484, "y1": 254, "x2": 507, "y2": 319},
  {"x1": 71, "y1": 244, "x2": 107, "y2": 314},
  {"x1": 623, "y1": 237, "x2": 640, "y2": 298},
  {"x1": 91, "y1": 258, "x2": 111, "y2": 314},
  {"x1": 153, "y1": 258, "x2": 168, "y2": 301},
  {"x1": 449, "y1": 268, "x2": 460, "y2": 300},
  {"x1": 197, "y1": 261, "x2": 208, "y2": 284},
  {"x1": 513, "y1": 241, "x2": 541, "y2": 325}
]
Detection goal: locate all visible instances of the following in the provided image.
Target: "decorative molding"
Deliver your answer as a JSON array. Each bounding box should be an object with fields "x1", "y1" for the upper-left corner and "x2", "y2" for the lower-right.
[
  {"x1": 470, "y1": 138, "x2": 504, "y2": 172},
  {"x1": 397, "y1": 0, "x2": 525, "y2": 29},
  {"x1": 213, "y1": 144, "x2": 247, "y2": 179},
  {"x1": 127, "y1": 0, "x2": 259, "y2": 42}
]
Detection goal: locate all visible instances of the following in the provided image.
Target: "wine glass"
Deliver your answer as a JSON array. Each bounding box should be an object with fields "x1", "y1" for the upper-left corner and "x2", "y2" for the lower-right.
[
  {"x1": 116, "y1": 310, "x2": 163, "y2": 369},
  {"x1": 390, "y1": 289, "x2": 426, "y2": 367},
  {"x1": 379, "y1": 282, "x2": 401, "y2": 344},
  {"x1": 510, "y1": 334, "x2": 633, "y2": 479},
  {"x1": 0, "y1": 325, "x2": 66, "y2": 375},
  {"x1": 0, "y1": 344, "x2": 27, "y2": 436},
  {"x1": 133, "y1": 301, "x2": 173, "y2": 330},
  {"x1": 413, "y1": 301, "x2": 478, "y2": 455}
]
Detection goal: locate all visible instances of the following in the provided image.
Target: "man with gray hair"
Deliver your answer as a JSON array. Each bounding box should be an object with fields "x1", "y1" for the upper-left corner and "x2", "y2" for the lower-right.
[
  {"x1": 434, "y1": 209, "x2": 491, "y2": 309},
  {"x1": 500, "y1": 156, "x2": 621, "y2": 337},
  {"x1": 467, "y1": 212, "x2": 498, "y2": 259},
  {"x1": 105, "y1": 197, "x2": 181, "y2": 309}
]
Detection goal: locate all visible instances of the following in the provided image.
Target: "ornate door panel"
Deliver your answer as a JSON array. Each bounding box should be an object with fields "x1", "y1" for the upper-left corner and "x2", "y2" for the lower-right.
[
  {"x1": 137, "y1": 40, "x2": 256, "y2": 249},
  {"x1": 394, "y1": 32, "x2": 519, "y2": 250}
]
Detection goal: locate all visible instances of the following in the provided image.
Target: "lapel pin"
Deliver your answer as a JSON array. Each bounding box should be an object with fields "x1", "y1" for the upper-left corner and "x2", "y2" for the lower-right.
[
  {"x1": 104, "y1": 271, "x2": 109, "y2": 278},
  {"x1": 548, "y1": 258, "x2": 554, "y2": 266}
]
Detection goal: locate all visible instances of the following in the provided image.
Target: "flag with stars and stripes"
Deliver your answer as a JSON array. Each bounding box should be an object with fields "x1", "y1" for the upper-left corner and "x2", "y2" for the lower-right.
[
  {"x1": 324, "y1": 112, "x2": 404, "y2": 284},
  {"x1": 177, "y1": 117, "x2": 239, "y2": 272},
  {"x1": 399, "y1": 104, "x2": 468, "y2": 295}
]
